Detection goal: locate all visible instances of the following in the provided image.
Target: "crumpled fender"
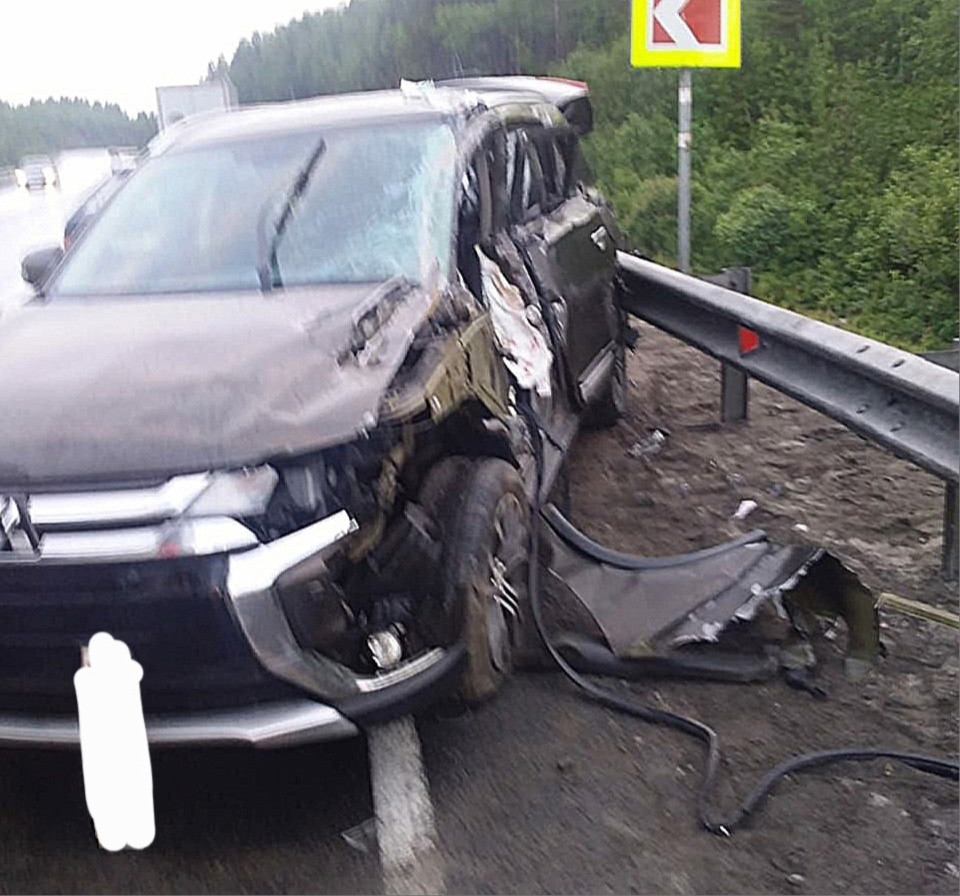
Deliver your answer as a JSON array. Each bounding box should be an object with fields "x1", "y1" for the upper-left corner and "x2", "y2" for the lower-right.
[{"x1": 539, "y1": 504, "x2": 880, "y2": 675}]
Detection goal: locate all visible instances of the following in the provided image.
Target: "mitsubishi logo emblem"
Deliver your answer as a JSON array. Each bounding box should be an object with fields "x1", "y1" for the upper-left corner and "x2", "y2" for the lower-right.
[{"x1": 0, "y1": 496, "x2": 40, "y2": 554}]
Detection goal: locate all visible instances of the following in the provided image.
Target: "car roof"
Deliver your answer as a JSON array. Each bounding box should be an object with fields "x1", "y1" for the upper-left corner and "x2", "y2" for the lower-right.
[{"x1": 160, "y1": 77, "x2": 588, "y2": 153}]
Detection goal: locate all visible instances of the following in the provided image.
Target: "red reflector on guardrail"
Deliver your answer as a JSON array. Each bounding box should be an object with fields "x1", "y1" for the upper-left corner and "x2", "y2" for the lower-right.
[{"x1": 739, "y1": 326, "x2": 760, "y2": 355}]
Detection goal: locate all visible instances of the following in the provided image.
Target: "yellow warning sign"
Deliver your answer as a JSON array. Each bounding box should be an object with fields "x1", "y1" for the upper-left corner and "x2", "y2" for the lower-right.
[{"x1": 631, "y1": 0, "x2": 741, "y2": 68}]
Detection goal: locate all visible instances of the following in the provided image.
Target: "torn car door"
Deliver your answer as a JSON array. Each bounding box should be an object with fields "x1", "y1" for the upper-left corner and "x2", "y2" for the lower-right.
[{"x1": 508, "y1": 127, "x2": 618, "y2": 408}]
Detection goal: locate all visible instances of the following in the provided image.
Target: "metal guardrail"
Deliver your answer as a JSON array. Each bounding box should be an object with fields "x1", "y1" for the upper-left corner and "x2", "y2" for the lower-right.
[
  {"x1": 616, "y1": 251, "x2": 960, "y2": 578},
  {"x1": 921, "y1": 349, "x2": 960, "y2": 372}
]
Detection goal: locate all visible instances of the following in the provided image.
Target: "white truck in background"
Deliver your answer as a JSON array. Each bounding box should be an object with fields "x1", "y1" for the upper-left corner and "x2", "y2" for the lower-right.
[{"x1": 155, "y1": 73, "x2": 239, "y2": 131}]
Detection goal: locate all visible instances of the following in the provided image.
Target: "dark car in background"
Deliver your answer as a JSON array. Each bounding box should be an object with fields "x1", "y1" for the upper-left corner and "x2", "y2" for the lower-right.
[{"x1": 5, "y1": 77, "x2": 627, "y2": 749}]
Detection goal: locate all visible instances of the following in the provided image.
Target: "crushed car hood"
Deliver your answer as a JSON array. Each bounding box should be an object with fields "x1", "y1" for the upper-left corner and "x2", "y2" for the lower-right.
[{"x1": 0, "y1": 281, "x2": 434, "y2": 486}]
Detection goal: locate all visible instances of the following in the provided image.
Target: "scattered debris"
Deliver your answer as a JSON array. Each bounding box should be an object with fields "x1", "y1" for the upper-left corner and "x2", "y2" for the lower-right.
[
  {"x1": 628, "y1": 429, "x2": 667, "y2": 459},
  {"x1": 793, "y1": 523, "x2": 810, "y2": 533},
  {"x1": 868, "y1": 792, "x2": 892, "y2": 808},
  {"x1": 540, "y1": 506, "x2": 882, "y2": 671},
  {"x1": 786, "y1": 873, "x2": 806, "y2": 887},
  {"x1": 782, "y1": 666, "x2": 827, "y2": 698},
  {"x1": 733, "y1": 499, "x2": 758, "y2": 520},
  {"x1": 341, "y1": 817, "x2": 377, "y2": 854}
]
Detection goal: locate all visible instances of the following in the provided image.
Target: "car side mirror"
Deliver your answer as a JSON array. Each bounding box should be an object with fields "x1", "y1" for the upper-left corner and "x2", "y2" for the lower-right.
[{"x1": 21, "y1": 246, "x2": 64, "y2": 290}]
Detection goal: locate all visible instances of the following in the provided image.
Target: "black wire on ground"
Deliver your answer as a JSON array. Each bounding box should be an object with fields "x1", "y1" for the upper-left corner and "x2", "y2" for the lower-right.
[{"x1": 514, "y1": 400, "x2": 958, "y2": 836}]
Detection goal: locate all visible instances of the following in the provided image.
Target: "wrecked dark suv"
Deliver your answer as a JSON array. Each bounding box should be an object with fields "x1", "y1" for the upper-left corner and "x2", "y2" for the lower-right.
[{"x1": 1, "y1": 77, "x2": 627, "y2": 748}]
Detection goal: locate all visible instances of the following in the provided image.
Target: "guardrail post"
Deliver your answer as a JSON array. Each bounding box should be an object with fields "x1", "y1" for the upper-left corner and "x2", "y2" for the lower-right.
[
  {"x1": 720, "y1": 364, "x2": 748, "y2": 423},
  {"x1": 942, "y1": 482, "x2": 958, "y2": 581},
  {"x1": 704, "y1": 267, "x2": 751, "y2": 423}
]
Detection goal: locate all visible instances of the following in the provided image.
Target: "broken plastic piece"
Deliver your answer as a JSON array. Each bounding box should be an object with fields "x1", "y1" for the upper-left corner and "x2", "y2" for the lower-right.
[
  {"x1": 477, "y1": 249, "x2": 553, "y2": 397},
  {"x1": 629, "y1": 430, "x2": 667, "y2": 458},
  {"x1": 782, "y1": 666, "x2": 828, "y2": 698},
  {"x1": 540, "y1": 504, "x2": 880, "y2": 671},
  {"x1": 733, "y1": 499, "x2": 758, "y2": 520},
  {"x1": 341, "y1": 817, "x2": 378, "y2": 854}
]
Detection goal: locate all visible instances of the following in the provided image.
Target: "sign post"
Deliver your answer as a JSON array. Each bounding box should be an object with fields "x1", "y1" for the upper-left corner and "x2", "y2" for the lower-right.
[
  {"x1": 677, "y1": 68, "x2": 692, "y2": 272},
  {"x1": 630, "y1": 0, "x2": 742, "y2": 273}
]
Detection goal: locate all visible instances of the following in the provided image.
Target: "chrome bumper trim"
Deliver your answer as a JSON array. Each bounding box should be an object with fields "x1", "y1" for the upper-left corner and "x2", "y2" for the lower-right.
[
  {"x1": 354, "y1": 647, "x2": 447, "y2": 693},
  {"x1": 225, "y1": 511, "x2": 364, "y2": 701},
  {"x1": 0, "y1": 699, "x2": 359, "y2": 750},
  {"x1": 226, "y1": 510, "x2": 357, "y2": 598}
]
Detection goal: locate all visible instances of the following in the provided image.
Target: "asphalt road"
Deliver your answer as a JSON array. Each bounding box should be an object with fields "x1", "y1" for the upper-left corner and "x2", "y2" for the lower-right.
[{"x1": 0, "y1": 150, "x2": 111, "y2": 306}]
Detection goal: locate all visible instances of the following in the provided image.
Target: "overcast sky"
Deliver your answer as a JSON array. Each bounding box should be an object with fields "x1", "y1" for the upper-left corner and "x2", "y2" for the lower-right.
[{"x1": 1, "y1": 1, "x2": 346, "y2": 117}]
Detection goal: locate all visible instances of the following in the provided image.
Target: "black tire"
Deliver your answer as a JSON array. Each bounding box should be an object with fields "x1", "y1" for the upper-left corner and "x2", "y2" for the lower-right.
[
  {"x1": 418, "y1": 456, "x2": 475, "y2": 527},
  {"x1": 439, "y1": 459, "x2": 531, "y2": 705},
  {"x1": 585, "y1": 310, "x2": 628, "y2": 428}
]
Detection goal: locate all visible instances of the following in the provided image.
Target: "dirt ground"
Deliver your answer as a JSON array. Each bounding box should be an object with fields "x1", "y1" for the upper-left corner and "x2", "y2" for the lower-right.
[{"x1": 556, "y1": 323, "x2": 959, "y2": 894}]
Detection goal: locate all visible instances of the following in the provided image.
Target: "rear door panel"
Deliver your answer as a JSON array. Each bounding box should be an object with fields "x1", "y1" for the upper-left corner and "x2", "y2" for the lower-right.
[{"x1": 513, "y1": 193, "x2": 617, "y2": 403}]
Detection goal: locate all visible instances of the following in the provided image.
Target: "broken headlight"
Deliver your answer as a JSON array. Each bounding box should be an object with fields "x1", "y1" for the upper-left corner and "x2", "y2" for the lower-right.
[{"x1": 184, "y1": 466, "x2": 280, "y2": 519}]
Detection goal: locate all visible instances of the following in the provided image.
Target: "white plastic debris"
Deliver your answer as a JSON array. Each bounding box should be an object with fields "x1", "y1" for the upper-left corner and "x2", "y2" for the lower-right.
[
  {"x1": 733, "y1": 499, "x2": 758, "y2": 520},
  {"x1": 628, "y1": 430, "x2": 667, "y2": 458},
  {"x1": 477, "y1": 249, "x2": 552, "y2": 397},
  {"x1": 74, "y1": 632, "x2": 155, "y2": 851},
  {"x1": 341, "y1": 817, "x2": 378, "y2": 854},
  {"x1": 793, "y1": 523, "x2": 810, "y2": 533}
]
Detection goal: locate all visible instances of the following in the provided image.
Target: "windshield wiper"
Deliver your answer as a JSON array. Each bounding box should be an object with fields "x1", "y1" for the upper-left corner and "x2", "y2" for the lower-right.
[{"x1": 256, "y1": 137, "x2": 326, "y2": 292}]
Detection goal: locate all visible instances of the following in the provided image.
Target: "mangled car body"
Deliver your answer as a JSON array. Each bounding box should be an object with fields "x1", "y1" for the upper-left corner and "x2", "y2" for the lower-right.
[{"x1": 0, "y1": 78, "x2": 629, "y2": 746}]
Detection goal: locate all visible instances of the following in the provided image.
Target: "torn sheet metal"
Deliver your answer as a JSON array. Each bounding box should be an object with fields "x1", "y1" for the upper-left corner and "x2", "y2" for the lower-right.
[
  {"x1": 540, "y1": 505, "x2": 880, "y2": 668},
  {"x1": 477, "y1": 248, "x2": 553, "y2": 397}
]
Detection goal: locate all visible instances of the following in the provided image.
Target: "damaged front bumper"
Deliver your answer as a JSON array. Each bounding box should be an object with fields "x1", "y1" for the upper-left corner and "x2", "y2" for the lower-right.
[{"x1": 0, "y1": 509, "x2": 466, "y2": 749}]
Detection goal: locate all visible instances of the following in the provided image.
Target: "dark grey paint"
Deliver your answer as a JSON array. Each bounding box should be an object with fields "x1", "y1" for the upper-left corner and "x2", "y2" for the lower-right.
[{"x1": 0, "y1": 282, "x2": 433, "y2": 486}]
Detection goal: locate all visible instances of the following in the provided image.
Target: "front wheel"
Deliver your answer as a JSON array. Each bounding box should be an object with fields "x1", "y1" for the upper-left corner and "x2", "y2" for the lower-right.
[{"x1": 444, "y1": 459, "x2": 531, "y2": 705}]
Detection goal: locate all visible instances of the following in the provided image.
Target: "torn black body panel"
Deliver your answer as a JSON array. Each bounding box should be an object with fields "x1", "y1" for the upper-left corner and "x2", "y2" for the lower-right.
[{"x1": 539, "y1": 504, "x2": 881, "y2": 668}]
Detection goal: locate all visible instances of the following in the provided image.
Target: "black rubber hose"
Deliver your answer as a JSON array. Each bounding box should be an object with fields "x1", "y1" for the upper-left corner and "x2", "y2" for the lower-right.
[
  {"x1": 542, "y1": 503, "x2": 768, "y2": 570},
  {"x1": 515, "y1": 401, "x2": 959, "y2": 836}
]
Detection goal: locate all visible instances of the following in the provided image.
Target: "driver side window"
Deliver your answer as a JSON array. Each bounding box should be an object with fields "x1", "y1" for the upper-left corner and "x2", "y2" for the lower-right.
[
  {"x1": 505, "y1": 129, "x2": 545, "y2": 225},
  {"x1": 456, "y1": 137, "x2": 496, "y2": 299}
]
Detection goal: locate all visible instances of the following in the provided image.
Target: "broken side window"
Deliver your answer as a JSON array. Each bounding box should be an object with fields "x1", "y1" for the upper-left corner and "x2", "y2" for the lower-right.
[
  {"x1": 456, "y1": 139, "x2": 495, "y2": 300},
  {"x1": 528, "y1": 130, "x2": 560, "y2": 213},
  {"x1": 505, "y1": 129, "x2": 545, "y2": 226},
  {"x1": 558, "y1": 130, "x2": 594, "y2": 195}
]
